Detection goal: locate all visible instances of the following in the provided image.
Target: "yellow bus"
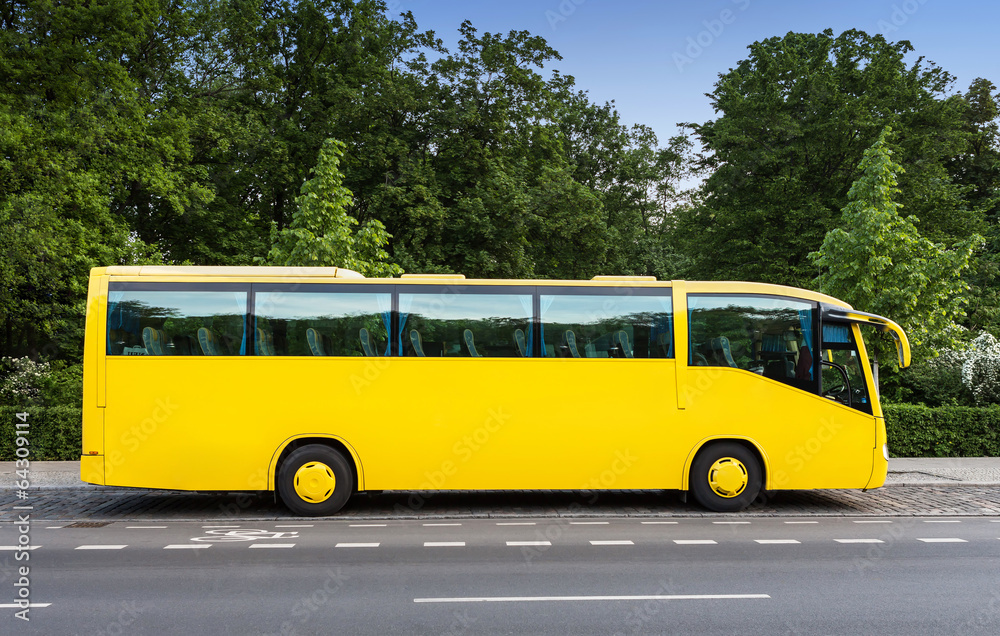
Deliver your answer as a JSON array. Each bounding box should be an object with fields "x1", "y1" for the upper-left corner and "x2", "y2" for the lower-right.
[{"x1": 80, "y1": 266, "x2": 910, "y2": 515}]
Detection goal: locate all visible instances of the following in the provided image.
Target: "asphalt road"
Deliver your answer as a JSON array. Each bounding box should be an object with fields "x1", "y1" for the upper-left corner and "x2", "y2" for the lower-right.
[{"x1": 3, "y1": 516, "x2": 1000, "y2": 635}]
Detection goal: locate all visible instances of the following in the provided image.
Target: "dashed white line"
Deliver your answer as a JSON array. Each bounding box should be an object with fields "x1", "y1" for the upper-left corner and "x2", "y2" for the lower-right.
[
  {"x1": 0, "y1": 603, "x2": 51, "y2": 608},
  {"x1": 424, "y1": 542, "x2": 466, "y2": 547},
  {"x1": 754, "y1": 539, "x2": 801, "y2": 544},
  {"x1": 853, "y1": 520, "x2": 892, "y2": 524},
  {"x1": 917, "y1": 538, "x2": 967, "y2": 543},
  {"x1": 641, "y1": 521, "x2": 678, "y2": 525},
  {"x1": 423, "y1": 523, "x2": 462, "y2": 527},
  {"x1": 164, "y1": 544, "x2": 211, "y2": 550},
  {"x1": 713, "y1": 521, "x2": 750, "y2": 525},
  {"x1": 75, "y1": 545, "x2": 127, "y2": 550},
  {"x1": 922, "y1": 520, "x2": 961, "y2": 523},
  {"x1": 45, "y1": 526, "x2": 64, "y2": 529},
  {"x1": 570, "y1": 521, "x2": 610, "y2": 525},
  {"x1": 507, "y1": 541, "x2": 551, "y2": 547},
  {"x1": 414, "y1": 594, "x2": 771, "y2": 604},
  {"x1": 349, "y1": 524, "x2": 386, "y2": 528},
  {"x1": 674, "y1": 540, "x2": 717, "y2": 545},
  {"x1": 590, "y1": 540, "x2": 634, "y2": 546},
  {"x1": 0, "y1": 546, "x2": 40, "y2": 550},
  {"x1": 275, "y1": 524, "x2": 313, "y2": 528},
  {"x1": 202, "y1": 525, "x2": 239, "y2": 529},
  {"x1": 336, "y1": 542, "x2": 380, "y2": 548},
  {"x1": 496, "y1": 522, "x2": 536, "y2": 526},
  {"x1": 835, "y1": 539, "x2": 885, "y2": 544},
  {"x1": 250, "y1": 543, "x2": 296, "y2": 549},
  {"x1": 784, "y1": 521, "x2": 819, "y2": 524},
  {"x1": 127, "y1": 526, "x2": 167, "y2": 529}
]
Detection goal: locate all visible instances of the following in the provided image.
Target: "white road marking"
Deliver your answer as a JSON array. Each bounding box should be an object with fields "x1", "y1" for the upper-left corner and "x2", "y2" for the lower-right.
[
  {"x1": 336, "y1": 542, "x2": 380, "y2": 548},
  {"x1": 922, "y1": 520, "x2": 961, "y2": 523},
  {"x1": 250, "y1": 543, "x2": 296, "y2": 549},
  {"x1": 349, "y1": 524, "x2": 387, "y2": 527},
  {"x1": 424, "y1": 542, "x2": 466, "y2": 547},
  {"x1": 414, "y1": 594, "x2": 771, "y2": 604},
  {"x1": 127, "y1": 526, "x2": 167, "y2": 529},
  {"x1": 423, "y1": 523, "x2": 462, "y2": 527},
  {"x1": 496, "y1": 522, "x2": 536, "y2": 526},
  {"x1": 917, "y1": 538, "x2": 967, "y2": 543},
  {"x1": 641, "y1": 521, "x2": 678, "y2": 525},
  {"x1": 75, "y1": 545, "x2": 127, "y2": 550},
  {"x1": 202, "y1": 525, "x2": 240, "y2": 529},
  {"x1": 275, "y1": 524, "x2": 313, "y2": 528},
  {"x1": 754, "y1": 539, "x2": 801, "y2": 544},
  {"x1": 853, "y1": 520, "x2": 892, "y2": 524},
  {"x1": 45, "y1": 526, "x2": 64, "y2": 529},
  {"x1": 835, "y1": 539, "x2": 884, "y2": 544},
  {"x1": 164, "y1": 544, "x2": 211, "y2": 549},
  {"x1": 713, "y1": 521, "x2": 750, "y2": 525},
  {"x1": 570, "y1": 521, "x2": 610, "y2": 525},
  {"x1": 0, "y1": 603, "x2": 51, "y2": 608},
  {"x1": 507, "y1": 541, "x2": 551, "y2": 547},
  {"x1": 673, "y1": 540, "x2": 717, "y2": 545},
  {"x1": 0, "y1": 546, "x2": 40, "y2": 550},
  {"x1": 784, "y1": 521, "x2": 819, "y2": 524},
  {"x1": 590, "y1": 540, "x2": 634, "y2": 546}
]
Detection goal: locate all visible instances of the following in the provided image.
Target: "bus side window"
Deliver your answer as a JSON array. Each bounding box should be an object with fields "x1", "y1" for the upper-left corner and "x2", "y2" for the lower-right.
[
  {"x1": 254, "y1": 290, "x2": 390, "y2": 356},
  {"x1": 107, "y1": 288, "x2": 249, "y2": 356},
  {"x1": 539, "y1": 290, "x2": 673, "y2": 359},
  {"x1": 398, "y1": 289, "x2": 532, "y2": 357},
  {"x1": 688, "y1": 294, "x2": 818, "y2": 394}
]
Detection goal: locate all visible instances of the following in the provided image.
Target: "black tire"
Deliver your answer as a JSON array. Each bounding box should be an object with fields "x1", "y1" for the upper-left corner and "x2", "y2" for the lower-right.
[
  {"x1": 277, "y1": 445, "x2": 354, "y2": 517},
  {"x1": 689, "y1": 442, "x2": 762, "y2": 512}
]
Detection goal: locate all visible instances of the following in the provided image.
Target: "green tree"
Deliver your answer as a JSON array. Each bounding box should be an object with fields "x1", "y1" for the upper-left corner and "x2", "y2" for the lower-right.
[
  {"x1": 266, "y1": 139, "x2": 402, "y2": 277},
  {"x1": 810, "y1": 128, "x2": 983, "y2": 382},
  {"x1": 679, "y1": 29, "x2": 976, "y2": 286}
]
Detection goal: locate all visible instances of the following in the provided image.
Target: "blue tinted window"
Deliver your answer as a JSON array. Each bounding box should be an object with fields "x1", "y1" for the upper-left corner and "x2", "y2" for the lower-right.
[
  {"x1": 254, "y1": 292, "x2": 390, "y2": 356},
  {"x1": 107, "y1": 289, "x2": 247, "y2": 356},
  {"x1": 539, "y1": 292, "x2": 673, "y2": 359},
  {"x1": 399, "y1": 291, "x2": 532, "y2": 357}
]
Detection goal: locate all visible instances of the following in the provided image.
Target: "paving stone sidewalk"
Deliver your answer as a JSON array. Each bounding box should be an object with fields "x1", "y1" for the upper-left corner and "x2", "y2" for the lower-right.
[
  {"x1": 3, "y1": 459, "x2": 1000, "y2": 521},
  {"x1": 2, "y1": 485, "x2": 1000, "y2": 522}
]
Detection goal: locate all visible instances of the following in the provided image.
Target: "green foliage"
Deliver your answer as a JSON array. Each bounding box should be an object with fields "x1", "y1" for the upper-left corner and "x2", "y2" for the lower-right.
[
  {"x1": 678, "y1": 29, "x2": 977, "y2": 287},
  {"x1": 266, "y1": 139, "x2": 402, "y2": 277},
  {"x1": 884, "y1": 404, "x2": 1000, "y2": 457},
  {"x1": 0, "y1": 407, "x2": 83, "y2": 461},
  {"x1": 810, "y1": 127, "x2": 983, "y2": 364}
]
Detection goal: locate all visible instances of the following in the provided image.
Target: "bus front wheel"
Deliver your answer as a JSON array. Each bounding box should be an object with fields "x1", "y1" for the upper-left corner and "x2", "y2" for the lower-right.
[
  {"x1": 689, "y1": 442, "x2": 762, "y2": 512},
  {"x1": 277, "y1": 445, "x2": 354, "y2": 517}
]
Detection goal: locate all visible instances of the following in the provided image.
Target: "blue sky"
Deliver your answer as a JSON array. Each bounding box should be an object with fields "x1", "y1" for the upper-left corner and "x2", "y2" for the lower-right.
[{"x1": 396, "y1": 0, "x2": 1000, "y2": 145}]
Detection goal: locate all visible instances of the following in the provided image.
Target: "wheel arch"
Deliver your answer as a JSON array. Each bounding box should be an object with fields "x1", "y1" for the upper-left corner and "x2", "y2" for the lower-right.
[
  {"x1": 269, "y1": 435, "x2": 364, "y2": 492},
  {"x1": 681, "y1": 436, "x2": 770, "y2": 491}
]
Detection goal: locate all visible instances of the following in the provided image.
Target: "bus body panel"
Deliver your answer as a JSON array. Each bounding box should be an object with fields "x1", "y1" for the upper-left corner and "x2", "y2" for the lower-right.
[{"x1": 102, "y1": 357, "x2": 681, "y2": 491}]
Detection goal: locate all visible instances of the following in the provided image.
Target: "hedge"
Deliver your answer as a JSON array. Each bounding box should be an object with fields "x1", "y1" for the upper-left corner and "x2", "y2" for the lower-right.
[
  {"x1": 883, "y1": 404, "x2": 1000, "y2": 457},
  {"x1": 2, "y1": 404, "x2": 999, "y2": 461},
  {"x1": 0, "y1": 406, "x2": 83, "y2": 461}
]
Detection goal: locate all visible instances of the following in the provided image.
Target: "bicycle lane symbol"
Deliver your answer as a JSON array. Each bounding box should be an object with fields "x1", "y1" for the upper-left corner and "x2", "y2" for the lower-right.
[{"x1": 191, "y1": 529, "x2": 301, "y2": 543}]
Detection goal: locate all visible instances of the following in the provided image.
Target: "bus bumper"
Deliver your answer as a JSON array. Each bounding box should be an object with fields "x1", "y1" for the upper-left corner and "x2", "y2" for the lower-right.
[
  {"x1": 865, "y1": 443, "x2": 889, "y2": 489},
  {"x1": 80, "y1": 455, "x2": 105, "y2": 485}
]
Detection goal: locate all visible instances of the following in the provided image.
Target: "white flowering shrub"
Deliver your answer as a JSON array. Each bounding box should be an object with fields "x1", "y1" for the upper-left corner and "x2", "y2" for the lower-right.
[
  {"x1": 0, "y1": 357, "x2": 51, "y2": 405},
  {"x1": 961, "y1": 333, "x2": 1000, "y2": 405}
]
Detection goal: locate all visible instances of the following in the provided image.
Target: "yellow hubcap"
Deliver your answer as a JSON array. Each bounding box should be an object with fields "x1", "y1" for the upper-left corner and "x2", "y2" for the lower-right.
[
  {"x1": 293, "y1": 461, "x2": 336, "y2": 504},
  {"x1": 707, "y1": 457, "x2": 748, "y2": 498}
]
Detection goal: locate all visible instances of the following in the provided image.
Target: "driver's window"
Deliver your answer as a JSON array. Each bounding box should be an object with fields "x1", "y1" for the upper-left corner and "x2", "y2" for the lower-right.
[{"x1": 821, "y1": 324, "x2": 872, "y2": 413}]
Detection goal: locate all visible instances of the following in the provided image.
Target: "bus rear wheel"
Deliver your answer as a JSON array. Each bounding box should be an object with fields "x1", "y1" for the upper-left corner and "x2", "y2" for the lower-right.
[
  {"x1": 689, "y1": 442, "x2": 762, "y2": 512},
  {"x1": 277, "y1": 445, "x2": 353, "y2": 517}
]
